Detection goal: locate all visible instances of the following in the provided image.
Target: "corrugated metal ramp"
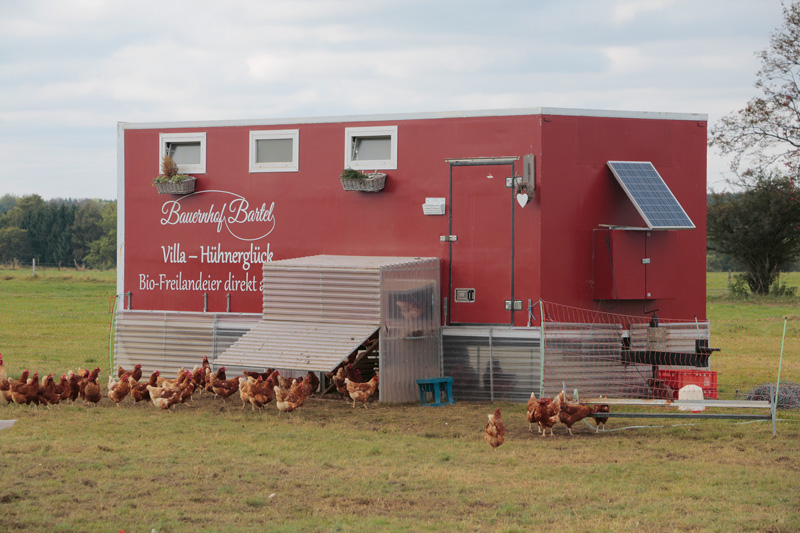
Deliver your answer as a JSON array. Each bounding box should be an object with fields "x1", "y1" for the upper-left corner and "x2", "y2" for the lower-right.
[{"x1": 214, "y1": 322, "x2": 379, "y2": 372}]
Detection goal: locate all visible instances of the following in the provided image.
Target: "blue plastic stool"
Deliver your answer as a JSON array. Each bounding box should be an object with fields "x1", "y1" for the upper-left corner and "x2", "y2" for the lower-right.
[{"x1": 416, "y1": 377, "x2": 455, "y2": 406}]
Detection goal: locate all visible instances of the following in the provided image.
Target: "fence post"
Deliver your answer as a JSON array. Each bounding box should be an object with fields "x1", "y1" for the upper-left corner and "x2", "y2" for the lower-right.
[
  {"x1": 773, "y1": 317, "x2": 788, "y2": 437},
  {"x1": 487, "y1": 328, "x2": 494, "y2": 403},
  {"x1": 32, "y1": 258, "x2": 36, "y2": 277},
  {"x1": 539, "y1": 299, "x2": 546, "y2": 396}
]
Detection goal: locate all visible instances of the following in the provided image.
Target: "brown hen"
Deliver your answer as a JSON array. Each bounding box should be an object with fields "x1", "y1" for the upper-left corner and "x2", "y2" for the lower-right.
[
  {"x1": 345, "y1": 373, "x2": 379, "y2": 409},
  {"x1": 484, "y1": 407, "x2": 506, "y2": 451},
  {"x1": 558, "y1": 401, "x2": 595, "y2": 436}
]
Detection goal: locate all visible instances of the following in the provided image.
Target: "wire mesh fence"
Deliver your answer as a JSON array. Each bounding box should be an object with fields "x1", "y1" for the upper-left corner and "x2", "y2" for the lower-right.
[
  {"x1": 540, "y1": 301, "x2": 799, "y2": 409},
  {"x1": 1, "y1": 285, "x2": 797, "y2": 412},
  {"x1": 712, "y1": 318, "x2": 799, "y2": 407}
]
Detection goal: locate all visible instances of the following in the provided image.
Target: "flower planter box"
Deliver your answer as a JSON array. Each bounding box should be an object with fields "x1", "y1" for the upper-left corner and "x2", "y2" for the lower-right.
[
  {"x1": 340, "y1": 173, "x2": 386, "y2": 192},
  {"x1": 155, "y1": 177, "x2": 196, "y2": 195}
]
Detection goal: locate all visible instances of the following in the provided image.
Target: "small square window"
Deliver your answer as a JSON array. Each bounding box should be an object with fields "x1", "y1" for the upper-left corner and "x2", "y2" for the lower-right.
[
  {"x1": 344, "y1": 126, "x2": 397, "y2": 170},
  {"x1": 249, "y1": 130, "x2": 299, "y2": 172},
  {"x1": 159, "y1": 132, "x2": 206, "y2": 174}
]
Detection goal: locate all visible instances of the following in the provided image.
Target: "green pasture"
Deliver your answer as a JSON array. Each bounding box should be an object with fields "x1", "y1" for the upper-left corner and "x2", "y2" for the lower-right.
[
  {"x1": 0, "y1": 268, "x2": 798, "y2": 532},
  {"x1": 707, "y1": 271, "x2": 800, "y2": 320}
]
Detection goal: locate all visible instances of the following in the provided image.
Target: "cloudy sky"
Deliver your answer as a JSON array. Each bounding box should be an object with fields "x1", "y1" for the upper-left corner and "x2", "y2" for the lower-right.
[{"x1": 0, "y1": 0, "x2": 787, "y2": 200}]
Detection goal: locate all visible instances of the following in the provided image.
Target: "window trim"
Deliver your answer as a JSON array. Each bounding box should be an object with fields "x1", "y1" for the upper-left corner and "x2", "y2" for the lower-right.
[
  {"x1": 249, "y1": 129, "x2": 300, "y2": 173},
  {"x1": 344, "y1": 125, "x2": 398, "y2": 170},
  {"x1": 159, "y1": 132, "x2": 206, "y2": 174}
]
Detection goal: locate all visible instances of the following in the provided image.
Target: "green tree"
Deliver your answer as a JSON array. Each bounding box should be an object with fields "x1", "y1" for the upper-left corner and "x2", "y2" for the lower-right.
[
  {"x1": 0, "y1": 227, "x2": 32, "y2": 263},
  {"x1": 16, "y1": 198, "x2": 77, "y2": 266},
  {"x1": 706, "y1": 250, "x2": 741, "y2": 272},
  {"x1": 54, "y1": 203, "x2": 78, "y2": 265},
  {"x1": 709, "y1": 2, "x2": 800, "y2": 182},
  {"x1": 707, "y1": 173, "x2": 800, "y2": 294},
  {"x1": 14, "y1": 197, "x2": 48, "y2": 262},
  {"x1": 0, "y1": 194, "x2": 17, "y2": 216},
  {"x1": 84, "y1": 202, "x2": 116, "y2": 269},
  {"x1": 1, "y1": 194, "x2": 45, "y2": 229},
  {"x1": 71, "y1": 200, "x2": 104, "y2": 266}
]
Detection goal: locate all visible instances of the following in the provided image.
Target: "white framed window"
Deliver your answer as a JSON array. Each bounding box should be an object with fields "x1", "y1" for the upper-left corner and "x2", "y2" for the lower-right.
[
  {"x1": 249, "y1": 129, "x2": 299, "y2": 173},
  {"x1": 344, "y1": 125, "x2": 398, "y2": 170},
  {"x1": 159, "y1": 132, "x2": 206, "y2": 174}
]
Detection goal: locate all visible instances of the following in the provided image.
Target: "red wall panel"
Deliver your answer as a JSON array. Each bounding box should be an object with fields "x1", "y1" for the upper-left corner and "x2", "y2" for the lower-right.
[
  {"x1": 538, "y1": 115, "x2": 706, "y2": 319},
  {"x1": 121, "y1": 111, "x2": 706, "y2": 323}
]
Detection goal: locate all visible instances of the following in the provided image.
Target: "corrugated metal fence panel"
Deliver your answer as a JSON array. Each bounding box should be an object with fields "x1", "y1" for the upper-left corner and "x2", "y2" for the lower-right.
[
  {"x1": 261, "y1": 266, "x2": 382, "y2": 324},
  {"x1": 379, "y1": 259, "x2": 441, "y2": 403},
  {"x1": 213, "y1": 314, "x2": 265, "y2": 356},
  {"x1": 541, "y1": 322, "x2": 650, "y2": 398},
  {"x1": 442, "y1": 327, "x2": 542, "y2": 403},
  {"x1": 114, "y1": 311, "x2": 261, "y2": 378},
  {"x1": 261, "y1": 256, "x2": 428, "y2": 326},
  {"x1": 630, "y1": 322, "x2": 711, "y2": 370},
  {"x1": 630, "y1": 322, "x2": 709, "y2": 351},
  {"x1": 439, "y1": 320, "x2": 713, "y2": 403}
]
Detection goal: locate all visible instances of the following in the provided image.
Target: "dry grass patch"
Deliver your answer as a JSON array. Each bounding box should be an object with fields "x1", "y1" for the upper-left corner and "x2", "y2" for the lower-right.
[{"x1": 2, "y1": 396, "x2": 799, "y2": 531}]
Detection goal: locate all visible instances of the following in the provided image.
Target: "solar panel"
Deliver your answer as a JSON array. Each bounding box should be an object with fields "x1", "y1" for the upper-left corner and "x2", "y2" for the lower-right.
[{"x1": 607, "y1": 161, "x2": 695, "y2": 230}]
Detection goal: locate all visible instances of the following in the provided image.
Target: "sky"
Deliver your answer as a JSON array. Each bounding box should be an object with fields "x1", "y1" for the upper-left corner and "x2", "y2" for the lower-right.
[{"x1": 0, "y1": 0, "x2": 788, "y2": 200}]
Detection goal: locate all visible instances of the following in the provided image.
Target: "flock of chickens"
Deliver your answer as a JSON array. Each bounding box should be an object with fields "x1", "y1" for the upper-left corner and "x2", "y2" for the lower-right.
[
  {"x1": 484, "y1": 390, "x2": 611, "y2": 450},
  {"x1": 0, "y1": 353, "x2": 380, "y2": 414},
  {"x1": 2, "y1": 351, "x2": 609, "y2": 448}
]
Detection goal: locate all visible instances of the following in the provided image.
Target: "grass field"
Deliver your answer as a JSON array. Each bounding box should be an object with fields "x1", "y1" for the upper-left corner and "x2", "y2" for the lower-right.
[
  {"x1": 707, "y1": 271, "x2": 800, "y2": 320},
  {"x1": 1, "y1": 269, "x2": 799, "y2": 532}
]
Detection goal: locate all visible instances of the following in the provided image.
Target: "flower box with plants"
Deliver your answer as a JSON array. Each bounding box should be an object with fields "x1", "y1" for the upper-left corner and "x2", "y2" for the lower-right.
[
  {"x1": 153, "y1": 156, "x2": 196, "y2": 195},
  {"x1": 339, "y1": 168, "x2": 387, "y2": 192}
]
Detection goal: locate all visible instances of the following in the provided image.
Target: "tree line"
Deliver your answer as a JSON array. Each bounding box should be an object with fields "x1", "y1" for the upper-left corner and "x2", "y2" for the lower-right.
[{"x1": 0, "y1": 194, "x2": 116, "y2": 269}]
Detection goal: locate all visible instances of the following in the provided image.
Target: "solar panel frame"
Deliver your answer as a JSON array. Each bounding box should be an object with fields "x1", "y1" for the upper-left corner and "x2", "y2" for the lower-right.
[{"x1": 607, "y1": 161, "x2": 695, "y2": 230}]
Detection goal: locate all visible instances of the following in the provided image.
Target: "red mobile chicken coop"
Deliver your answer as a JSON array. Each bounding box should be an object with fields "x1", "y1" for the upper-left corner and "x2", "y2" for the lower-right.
[{"x1": 115, "y1": 107, "x2": 710, "y2": 403}]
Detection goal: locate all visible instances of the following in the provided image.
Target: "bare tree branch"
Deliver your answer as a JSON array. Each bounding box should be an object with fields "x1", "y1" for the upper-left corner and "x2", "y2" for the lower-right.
[{"x1": 709, "y1": 2, "x2": 800, "y2": 181}]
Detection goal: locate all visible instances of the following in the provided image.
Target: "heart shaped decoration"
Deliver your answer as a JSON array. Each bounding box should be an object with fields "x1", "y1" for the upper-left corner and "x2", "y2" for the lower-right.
[{"x1": 516, "y1": 193, "x2": 529, "y2": 208}]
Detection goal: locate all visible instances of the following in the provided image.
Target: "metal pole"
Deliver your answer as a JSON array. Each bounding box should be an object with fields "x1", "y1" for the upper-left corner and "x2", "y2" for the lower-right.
[
  {"x1": 108, "y1": 295, "x2": 118, "y2": 378},
  {"x1": 510, "y1": 161, "x2": 516, "y2": 326},
  {"x1": 539, "y1": 299, "x2": 546, "y2": 396},
  {"x1": 212, "y1": 313, "x2": 218, "y2": 360},
  {"x1": 527, "y1": 299, "x2": 533, "y2": 327},
  {"x1": 488, "y1": 328, "x2": 494, "y2": 402},
  {"x1": 447, "y1": 163, "x2": 453, "y2": 325},
  {"x1": 438, "y1": 327, "x2": 444, "y2": 377},
  {"x1": 773, "y1": 317, "x2": 788, "y2": 437}
]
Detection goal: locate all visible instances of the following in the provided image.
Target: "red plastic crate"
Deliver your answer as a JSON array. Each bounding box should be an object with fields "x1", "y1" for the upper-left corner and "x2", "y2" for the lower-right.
[{"x1": 658, "y1": 369, "x2": 718, "y2": 399}]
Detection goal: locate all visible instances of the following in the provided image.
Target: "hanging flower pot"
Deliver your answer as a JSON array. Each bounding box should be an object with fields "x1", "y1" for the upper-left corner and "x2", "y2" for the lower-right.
[
  {"x1": 339, "y1": 168, "x2": 387, "y2": 192},
  {"x1": 153, "y1": 155, "x2": 196, "y2": 195},
  {"x1": 154, "y1": 176, "x2": 196, "y2": 195}
]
